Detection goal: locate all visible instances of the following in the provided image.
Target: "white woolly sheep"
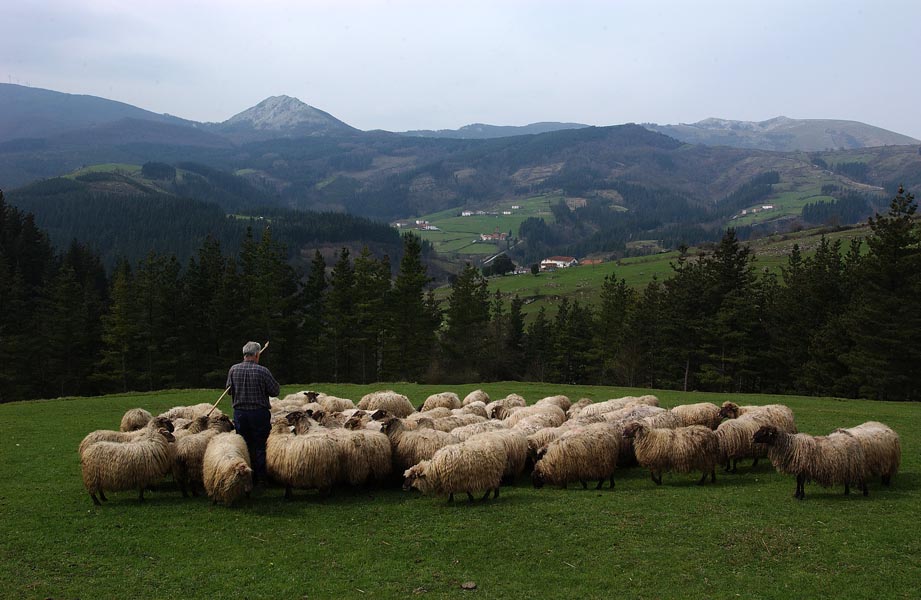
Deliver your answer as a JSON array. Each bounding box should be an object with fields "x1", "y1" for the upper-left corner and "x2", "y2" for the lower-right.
[
  {"x1": 402, "y1": 437, "x2": 506, "y2": 502},
  {"x1": 462, "y1": 389, "x2": 490, "y2": 406},
  {"x1": 79, "y1": 416, "x2": 175, "y2": 457},
  {"x1": 119, "y1": 408, "x2": 153, "y2": 432},
  {"x1": 753, "y1": 424, "x2": 867, "y2": 499},
  {"x1": 266, "y1": 419, "x2": 340, "y2": 498},
  {"x1": 429, "y1": 414, "x2": 486, "y2": 432},
  {"x1": 531, "y1": 423, "x2": 620, "y2": 490},
  {"x1": 485, "y1": 394, "x2": 527, "y2": 419},
  {"x1": 715, "y1": 417, "x2": 767, "y2": 473},
  {"x1": 535, "y1": 395, "x2": 572, "y2": 412},
  {"x1": 421, "y1": 392, "x2": 462, "y2": 412},
  {"x1": 291, "y1": 413, "x2": 392, "y2": 486},
  {"x1": 504, "y1": 404, "x2": 566, "y2": 428},
  {"x1": 566, "y1": 398, "x2": 594, "y2": 419},
  {"x1": 160, "y1": 403, "x2": 223, "y2": 421},
  {"x1": 670, "y1": 402, "x2": 722, "y2": 430},
  {"x1": 835, "y1": 422, "x2": 901, "y2": 487},
  {"x1": 450, "y1": 420, "x2": 509, "y2": 441},
  {"x1": 315, "y1": 393, "x2": 357, "y2": 413},
  {"x1": 454, "y1": 401, "x2": 488, "y2": 419},
  {"x1": 172, "y1": 415, "x2": 236, "y2": 497},
  {"x1": 577, "y1": 395, "x2": 659, "y2": 418},
  {"x1": 357, "y1": 390, "x2": 416, "y2": 418},
  {"x1": 81, "y1": 427, "x2": 176, "y2": 505},
  {"x1": 382, "y1": 418, "x2": 460, "y2": 471},
  {"x1": 202, "y1": 432, "x2": 253, "y2": 505},
  {"x1": 468, "y1": 429, "x2": 529, "y2": 479},
  {"x1": 719, "y1": 402, "x2": 797, "y2": 432},
  {"x1": 407, "y1": 407, "x2": 452, "y2": 421},
  {"x1": 622, "y1": 422, "x2": 720, "y2": 485}
]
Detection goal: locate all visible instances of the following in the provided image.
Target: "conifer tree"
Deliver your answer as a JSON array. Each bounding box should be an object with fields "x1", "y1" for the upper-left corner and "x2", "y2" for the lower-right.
[
  {"x1": 386, "y1": 233, "x2": 437, "y2": 382},
  {"x1": 442, "y1": 263, "x2": 490, "y2": 379}
]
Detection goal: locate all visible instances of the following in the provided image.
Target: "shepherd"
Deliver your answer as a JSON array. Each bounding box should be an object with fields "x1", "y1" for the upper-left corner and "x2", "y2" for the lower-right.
[{"x1": 226, "y1": 341, "x2": 279, "y2": 489}]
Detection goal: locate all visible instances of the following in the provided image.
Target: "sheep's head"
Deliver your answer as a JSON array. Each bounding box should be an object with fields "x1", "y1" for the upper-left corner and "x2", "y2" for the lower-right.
[
  {"x1": 719, "y1": 402, "x2": 740, "y2": 420},
  {"x1": 621, "y1": 422, "x2": 646, "y2": 439},
  {"x1": 493, "y1": 406, "x2": 511, "y2": 420},
  {"x1": 752, "y1": 425, "x2": 779, "y2": 445},
  {"x1": 157, "y1": 428, "x2": 176, "y2": 443},
  {"x1": 343, "y1": 415, "x2": 362, "y2": 430},
  {"x1": 210, "y1": 414, "x2": 235, "y2": 432},
  {"x1": 151, "y1": 416, "x2": 175, "y2": 433},
  {"x1": 531, "y1": 462, "x2": 547, "y2": 489},
  {"x1": 236, "y1": 462, "x2": 253, "y2": 491},
  {"x1": 305, "y1": 391, "x2": 320, "y2": 402},
  {"x1": 382, "y1": 418, "x2": 402, "y2": 437},
  {"x1": 402, "y1": 463, "x2": 426, "y2": 491},
  {"x1": 370, "y1": 409, "x2": 390, "y2": 421},
  {"x1": 284, "y1": 411, "x2": 305, "y2": 426},
  {"x1": 415, "y1": 417, "x2": 435, "y2": 430}
]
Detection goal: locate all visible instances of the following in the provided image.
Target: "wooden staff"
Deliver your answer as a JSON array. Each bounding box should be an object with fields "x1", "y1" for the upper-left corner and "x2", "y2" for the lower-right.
[{"x1": 207, "y1": 340, "x2": 269, "y2": 416}]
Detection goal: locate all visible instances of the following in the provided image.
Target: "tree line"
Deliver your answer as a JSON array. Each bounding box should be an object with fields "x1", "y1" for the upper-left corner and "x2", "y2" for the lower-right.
[{"x1": 1, "y1": 187, "x2": 918, "y2": 402}]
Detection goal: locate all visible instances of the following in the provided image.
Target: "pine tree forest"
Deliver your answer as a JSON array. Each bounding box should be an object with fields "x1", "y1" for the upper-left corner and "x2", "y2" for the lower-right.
[{"x1": 1, "y1": 187, "x2": 919, "y2": 403}]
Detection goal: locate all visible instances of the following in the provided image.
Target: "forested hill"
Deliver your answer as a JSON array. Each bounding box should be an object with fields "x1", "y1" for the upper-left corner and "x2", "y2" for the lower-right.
[{"x1": 5, "y1": 172, "x2": 402, "y2": 270}]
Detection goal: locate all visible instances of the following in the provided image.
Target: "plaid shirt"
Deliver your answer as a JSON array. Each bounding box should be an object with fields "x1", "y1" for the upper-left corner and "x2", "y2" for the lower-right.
[{"x1": 226, "y1": 360, "x2": 279, "y2": 411}]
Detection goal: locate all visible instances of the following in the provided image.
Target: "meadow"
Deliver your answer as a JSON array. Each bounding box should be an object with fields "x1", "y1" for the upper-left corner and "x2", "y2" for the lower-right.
[{"x1": 1, "y1": 383, "x2": 918, "y2": 599}]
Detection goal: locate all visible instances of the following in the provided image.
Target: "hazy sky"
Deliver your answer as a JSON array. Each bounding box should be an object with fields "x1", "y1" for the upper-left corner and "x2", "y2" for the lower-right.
[{"x1": 3, "y1": 0, "x2": 920, "y2": 138}]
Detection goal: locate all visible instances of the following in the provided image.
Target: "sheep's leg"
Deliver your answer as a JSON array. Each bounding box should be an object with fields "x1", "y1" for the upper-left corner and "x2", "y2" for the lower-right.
[
  {"x1": 844, "y1": 482, "x2": 850, "y2": 495},
  {"x1": 861, "y1": 480, "x2": 869, "y2": 497},
  {"x1": 722, "y1": 459, "x2": 731, "y2": 473},
  {"x1": 731, "y1": 459, "x2": 738, "y2": 474},
  {"x1": 650, "y1": 471, "x2": 661, "y2": 485},
  {"x1": 493, "y1": 487, "x2": 500, "y2": 499},
  {"x1": 98, "y1": 490, "x2": 108, "y2": 502},
  {"x1": 448, "y1": 493, "x2": 454, "y2": 503},
  {"x1": 481, "y1": 490, "x2": 491, "y2": 501},
  {"x1": 751, "y1": 458, "x2": 759, "y2": 469},
  {"x1": 581, "y1": 480, "x2": 588, "y2": 490},
  {"x1": 178, "y1": 480, "x2": 189, "y2": 498},
  {"x1": 795, "y1": 474, "x2": 806, "y2": 500},
  {"x1": 466, "y1": 492, "x2": 475, "y2": 503},
  {"x1": 609, "y1": 473, "x2": 616, "y2": 489},
  {"x1": 710, "y1": 468, "x2": 716, "y2": 483},
  {"x1": 697, "y1": 472, "x2": 708, "y2": 486},
  {"x1": 138, "y1": 487, "x2": 145, "y2": 502},
  {"x1": 89, "y1": 493, "x2": 101, "y2": 506},
  {"x1": 595, "y1": 479, "x2": 604, "y2": 490},
  {"x1": 882, "y1": 475, "x2": 891, "y2": 487},
  {"x1": 284, "y1": 485, "x2": 292, "y2": 500}
]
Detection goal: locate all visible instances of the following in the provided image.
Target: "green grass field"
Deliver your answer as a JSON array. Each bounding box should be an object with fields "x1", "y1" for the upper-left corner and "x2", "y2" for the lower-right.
[{"x1": 1, "y1": 383, "x2": 917, "y2": 599}]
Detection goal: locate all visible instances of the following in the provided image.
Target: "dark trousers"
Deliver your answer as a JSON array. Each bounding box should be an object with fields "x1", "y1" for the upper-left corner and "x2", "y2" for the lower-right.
[{"x1": 233, "y1": 408, "x2": 271, "y2": 484}]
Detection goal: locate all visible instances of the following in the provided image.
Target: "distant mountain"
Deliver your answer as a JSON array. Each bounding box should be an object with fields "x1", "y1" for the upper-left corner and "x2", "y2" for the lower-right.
[
  {"x1": 645, "y1": 116, "x2": 920, "y2": 152},
  {"x1": 401, "y1": 121, "x2": 590, "y2": 139},
  {"x1": 0, "y1": 83, "x2": 193, "y2": 143},
  {"x1": 210, "y1": 95, "x2": 358, "y2": 142}
]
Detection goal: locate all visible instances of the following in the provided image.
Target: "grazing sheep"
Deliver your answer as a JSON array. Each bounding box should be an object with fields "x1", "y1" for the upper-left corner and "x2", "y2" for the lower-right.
[
  {"x1": 172, "y1": 415, "x2": 236, "y2": 497},
  {"x1": 266, "y1": 420, "x2": 340, "y2": 498},
  {"x1": 535, "y1": 395, "x2": 572, "y2": 412},
  {"x1": 160, "y1": 403, "x2": 223, "y2": 421},
  {"x1": 315, "y1": 393, "x2": 357, "y2": 413},
  {"x1": 407, "y1": 407, "x2": 452, "y2": 421},
  {"x1": 290, "y1": 413, "x2": 392, "y2": 486},
  {"x1": 463, "y1": 389, "x2": 490, "y2": 406},
  {"x1": 81, "y1": 427, "x2": 176, "y2": 505},
  {"x1": 504, "y1": 404, "x2": 566, "y2": 428},
  {"x1": 119, "y1": 408, "x2": 153, "y2": 432},
  {"x1": 485, "y1": 394, "x2": 527, "y2": 419},
  {"x1": 357, "y1": 390, "x2": 416, "y2": 418},
  {"x1": 715, "y1": 417, "x2": 767, "y2": 473},
  {"x1": 202, "y1": 432, "x2": 253, "y2": 505},
  {"x1": 430, "y1": 414, "x2": 486, "y2": 432},
  {"x1": 670, "y1": 402, "x2": 722, "y2": 430},
  {"x1": 622, "y1": 422, "x2": 720, "y2": 485},
  {"x1": 719, "y1": 402, "x2": 797, "y2": 432},
  {"x1": 468, "y1": 429, "x2": 529, "y2": 479},
  {"x1": 78, "y1": 416, "x2": 175, "y2": 457},
  {"x1": 835, "y1": 422, "x2": 901, "y2": 486},
  {"x1": 402, "y1": 437, "x2": 506, "y2": 502},
  {"x1": 450, "y1": 420, "x2": 509, "y2": 441},
  {"x1": 421, "y1": 392, "x2": 462, "y2": 412},
  {"x1": 753, "y1": 425, "x2": 867, "y2": 499},
  {"x1": 382, "y1": 418, "x2": 460, "y2": 471},
  {"x1": 455, "y1": 401, "x2": 488, "y2": 419},
  {"x1": 578, "y1": 395, "x2": 659, "y2": 418},
  {"x1": 566, "y1": 398, "x2": 594, "y2": 419},
  {"x1": 531, "y1": 424, "x2": 620, "y2": 490}
]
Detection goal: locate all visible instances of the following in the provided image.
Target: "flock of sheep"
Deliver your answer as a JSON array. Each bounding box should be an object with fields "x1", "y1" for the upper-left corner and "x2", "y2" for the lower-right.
[{"x1": 78, "y1": 390, "x2": 902, "y2": 506}]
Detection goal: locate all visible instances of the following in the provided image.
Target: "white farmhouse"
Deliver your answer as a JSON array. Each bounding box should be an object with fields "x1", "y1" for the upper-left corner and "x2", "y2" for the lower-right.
[{"x1": 540, "y1": 256, "x2": 579, "y2": 270}]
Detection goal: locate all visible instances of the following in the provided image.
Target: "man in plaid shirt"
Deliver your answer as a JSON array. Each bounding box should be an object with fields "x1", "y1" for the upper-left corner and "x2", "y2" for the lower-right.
[{"x1": 227, "y1": 341, "x2": 279, "y2": 487}]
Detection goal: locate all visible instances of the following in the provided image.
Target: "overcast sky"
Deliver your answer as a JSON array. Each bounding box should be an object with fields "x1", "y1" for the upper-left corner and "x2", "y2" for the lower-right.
[{"x1": 3, "y1": 0, "x2": 920, "y2": 138}]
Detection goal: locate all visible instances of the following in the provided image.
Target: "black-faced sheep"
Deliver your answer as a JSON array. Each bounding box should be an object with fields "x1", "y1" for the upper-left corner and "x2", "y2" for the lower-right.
[
  {"x1": 622, "y1": 422, "x2": 720, "y2": 485},
  {"x1": 753, "y1": 424, "x2": 867, "y2": 499},
  {"x1": 119, "y1": 408, "x2": 153, "y2": 432},
  {"x1": 81, "y1": 427, "x2": 176, "y2": 505},
  {"x1": 202, "y1": 432, "x2": 253, "y2": 505},
  {"x1": 402, "y1": 437, "x2": 506, "y2": 502},
  {"x1": 834, "y1": 422, "x2": 901, "y2": 486}
]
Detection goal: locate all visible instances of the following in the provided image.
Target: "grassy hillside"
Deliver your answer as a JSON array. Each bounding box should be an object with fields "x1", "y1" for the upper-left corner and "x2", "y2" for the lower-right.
[{"x1": 1, "y1": 383, "x2": 917, "y2": 599}]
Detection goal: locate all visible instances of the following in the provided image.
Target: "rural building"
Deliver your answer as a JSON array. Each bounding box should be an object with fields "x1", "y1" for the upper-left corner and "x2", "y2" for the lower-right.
[
  {"x1": 540, "y1": 256, "x2": 578, "y2": 270},
  {"x1": 480, "y1": 226, "x2": 509, "y2": 242},
  {"x1": 461, "y1": 210, "x2": 473, "y2": 216}
]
